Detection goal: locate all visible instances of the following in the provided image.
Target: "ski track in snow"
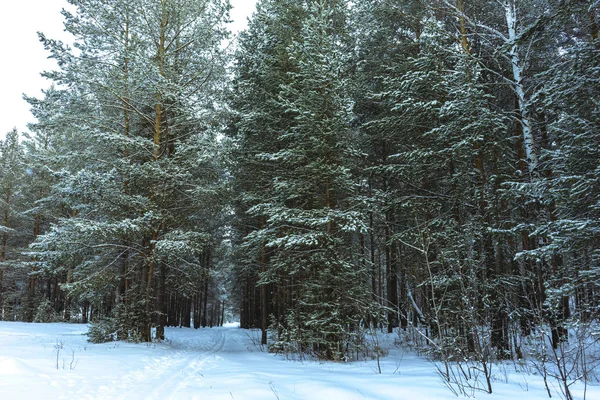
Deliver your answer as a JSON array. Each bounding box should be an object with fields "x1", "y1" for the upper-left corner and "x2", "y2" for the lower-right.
[
  {"x1": 95, "y1": 327, "x2": 229, "y2": 400},
  {"x1": 1, "y1": 322, "x2": 599, "y2": 400},
  {"x1": 148, "y1": 328, "x2": 226, "y2": 399}
]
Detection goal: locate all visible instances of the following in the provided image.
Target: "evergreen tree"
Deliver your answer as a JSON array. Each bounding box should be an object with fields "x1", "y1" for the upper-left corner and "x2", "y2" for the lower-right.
[
  {"x1": 0, "y1": 129, "x2": 26, "y2": 320},
  {"x1": 28, "y1": 0, "x2": 231, "y2": 341},
  {"x1": 229, "y1": 0, "x2": 306, "y2": 342},
  {"x1": 2, "y1": 0, "x2": 597, "y2": 384},
  {"x1": 520, "y1": 0, "x2": 600, "y2": 343},
  {"x1": 231, "y1": 0, "x2": 373, "y2": 359}
]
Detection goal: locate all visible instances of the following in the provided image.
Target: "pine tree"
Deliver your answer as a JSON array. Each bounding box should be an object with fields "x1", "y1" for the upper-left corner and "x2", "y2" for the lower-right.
[
  {"x1": 520, "y1": 0, "x2": 600, "y2": 345},
  {"x1": 231, "y1": 0, "x2": 373, "y2": 360},
  {"x1": 229, "y1": 0, "x2": 306, "y2": 342},
  {"x1": 352, "y1": 0, "x2": 436, "y2": 334},
  {"x1": 28, "y1": 0, "x2": 231, "y2": 341},
  {"x1": 0, "y1": 129, "x2": 26, "y2": 320}
]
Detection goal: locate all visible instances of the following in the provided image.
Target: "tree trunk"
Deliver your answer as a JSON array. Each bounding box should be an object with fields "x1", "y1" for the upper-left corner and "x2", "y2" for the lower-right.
[
  {"x1": 221, "y1": 299, "x2": 225, "y2": 326},
  {"x1": 505, "y1": 0, "x2": 537, "y2": 174},
  {"x1": 156, "y1": 262, "x2": 167, "y2": 340},
  {"x1": 201, "y1": 253, "x2": 210, "y2": 328},
  {"x1": 63, "y1": 269, "x2": 72, "y2": 321},
  {"x1": 369, "y1": 209, "x2": 378, "y2": 328},
  {"x1": 0, "y1": 191, "x2": 8, "y2": 321},
  {"x1": 144, "y1": 232, "x2": 158, "y2": 342},
  {"x1": 260, "y1": 217, "x2": 268, "y2": 345},
  {"x1": 385, "y1": 219, "x2": 398, "y2": 333}
]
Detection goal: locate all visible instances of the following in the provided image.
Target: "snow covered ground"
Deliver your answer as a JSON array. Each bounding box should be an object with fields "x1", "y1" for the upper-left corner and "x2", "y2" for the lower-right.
[{"x1": 0, "y1": 322, "x2": 597, "y2": 399}]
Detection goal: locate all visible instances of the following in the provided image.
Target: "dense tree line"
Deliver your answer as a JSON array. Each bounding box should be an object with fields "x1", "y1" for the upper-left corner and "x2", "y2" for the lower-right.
[
  {"x1": 1, "y1": 0, "x2": 232, "y2": 341},
  {"x1": 0, "y1": 1, "x2": 598, "y2": 382},
  {"x1": 230, "y1": 0, "x2": 600, "y2": 367}
]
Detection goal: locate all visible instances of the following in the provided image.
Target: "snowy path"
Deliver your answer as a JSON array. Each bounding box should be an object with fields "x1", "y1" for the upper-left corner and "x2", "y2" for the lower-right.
[
  {"x1": 97, "y1": 327, "x2": 229, "y2": 399},
  {"x1": 0, "y1": 322, "x2": 597, "y2": 399}
]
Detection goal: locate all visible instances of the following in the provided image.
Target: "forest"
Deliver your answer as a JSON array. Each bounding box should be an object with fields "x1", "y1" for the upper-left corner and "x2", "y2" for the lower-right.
[{"x1": 0, "y1": 0, "x2": 599, "y2": 396}]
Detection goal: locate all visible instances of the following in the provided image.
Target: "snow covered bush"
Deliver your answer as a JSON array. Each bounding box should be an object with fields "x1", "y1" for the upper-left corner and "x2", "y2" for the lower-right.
[
  {"x1": 33, "y1": 299, "x2": 61, "y2": 323},
  {"x1": 86, "y1": 318, "x2": 117, "y2": 343}
]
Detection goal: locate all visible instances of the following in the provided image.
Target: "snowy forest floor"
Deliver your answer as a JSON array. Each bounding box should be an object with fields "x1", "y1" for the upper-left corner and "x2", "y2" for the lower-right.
[{"x1": 0, "y1": 322, "x2": 598, "y2": 399}]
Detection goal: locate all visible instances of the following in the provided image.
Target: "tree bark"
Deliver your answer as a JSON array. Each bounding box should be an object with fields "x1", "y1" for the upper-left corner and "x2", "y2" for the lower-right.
[
  {"x1": 260, "y1": 217, "x2": 268, "y2": 345},
  {"x1": 385, "y1": 219, "x2": 398, "y2": 333},
  {"x1": 505, "y1": 0, "x2": 537, "y2": 174},
  {"x1": 0, "y1": 190, "x2": 9, "y2": 321},
  {"x1": 201, "y1": 251, "x2": 210, "y2": 328},
  {"x1": 156, "y1": 262, "x2": 167, "y2": 340}
]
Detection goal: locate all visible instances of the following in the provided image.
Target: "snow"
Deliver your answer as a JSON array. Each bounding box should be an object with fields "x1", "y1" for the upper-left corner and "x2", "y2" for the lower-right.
[{"x1": 0, "y1": 322, "x2": 597, "y2": 399}]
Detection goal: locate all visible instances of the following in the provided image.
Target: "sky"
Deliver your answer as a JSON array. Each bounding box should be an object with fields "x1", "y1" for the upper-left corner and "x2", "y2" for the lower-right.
[{"x1": 0, "y1": 0, "x2": 257, "y2": 139}]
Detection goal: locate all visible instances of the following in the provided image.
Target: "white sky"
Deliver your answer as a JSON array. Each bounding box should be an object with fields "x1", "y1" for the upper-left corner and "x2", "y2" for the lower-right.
[{"x1": 0, "y1": 0, "x2": 256, "y2": 139}]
